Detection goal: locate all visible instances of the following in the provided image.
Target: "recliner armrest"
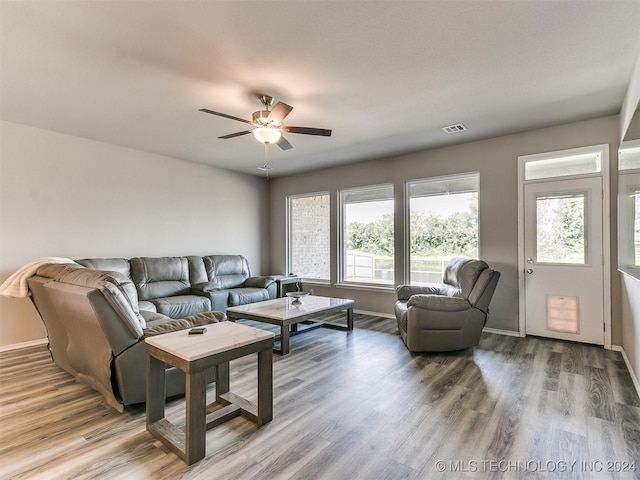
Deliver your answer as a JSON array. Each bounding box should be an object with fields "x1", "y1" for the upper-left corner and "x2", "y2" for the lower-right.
[
  {"x1": 191, "y1": 281, "x2": 219, "y2": 293},
  {"x1": 396, "y1": 284, "x2": 440, "y2": 301},
  {"x1": 407, "y1": 294, "x2": 471, "y2": 312},
  {"x1": 245, "y1": 276, "x2": 276, "y2": 289}
]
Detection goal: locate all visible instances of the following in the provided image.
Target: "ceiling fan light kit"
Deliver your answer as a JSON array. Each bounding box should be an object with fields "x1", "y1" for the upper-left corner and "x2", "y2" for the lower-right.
[
  {"x1": 199, "y1": 93, "x2": 331, "y2": 150},
  {"x1": 253, "y1": 127, "x2": 281, "y2": 144}
]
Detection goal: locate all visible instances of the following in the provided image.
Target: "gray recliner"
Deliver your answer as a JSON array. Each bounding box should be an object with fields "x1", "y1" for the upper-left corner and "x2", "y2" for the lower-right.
[{"x1": 394, "y1": 258, "x2": 500, "y2": 352}]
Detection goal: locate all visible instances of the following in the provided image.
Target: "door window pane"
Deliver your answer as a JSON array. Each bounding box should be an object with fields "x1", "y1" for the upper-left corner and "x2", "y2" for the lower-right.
[
  {"x1": 288, "y1": 193, "x2": 330, "y2": 281},
  {"x1": 340, "y1": 185, "x2": 394, "y2": 285},
  {"x1": 536, "y1": 193, "x2": 586, "y2": 264},
  {"x1": 407, "y1": 173, "x2": 479, "y2": 284}
]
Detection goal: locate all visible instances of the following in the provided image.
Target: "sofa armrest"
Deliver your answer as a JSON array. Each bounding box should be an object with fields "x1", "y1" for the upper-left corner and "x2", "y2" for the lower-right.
[
  {"x1": 244, "y1": 276, "x2": 276, "y2": 289},
  {"x1": 191, "y1": 281, "x2": 219, "y2": 293},
  {"x1": 407, "y1": 294, "x2": 471, "y2": 312},
  {"x1": 396, "y1": 284, "x2": 440, "y2": 301}
]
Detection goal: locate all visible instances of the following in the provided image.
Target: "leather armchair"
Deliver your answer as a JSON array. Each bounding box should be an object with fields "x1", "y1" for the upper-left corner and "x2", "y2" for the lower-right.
[{"x1": 395, "y1": 258, "x2": 500, "y2": 352}]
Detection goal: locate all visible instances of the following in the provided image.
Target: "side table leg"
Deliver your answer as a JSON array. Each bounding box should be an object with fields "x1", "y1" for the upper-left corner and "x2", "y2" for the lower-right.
[
  {"x1": 347, "y1": 307, "x2": 354, "y2": 331},
  {"x1": 216, "y1": 362, "x2": 230, "y2": 402},
  {"x1": 146, "y1": 355, "x2": 165, "y2": 426},
  {"x1": 185, "y1": 370, "x2": 207, "y2": 465},
  {"x1": 257, "y1": 348, "x2": 273, "y2": 425}
]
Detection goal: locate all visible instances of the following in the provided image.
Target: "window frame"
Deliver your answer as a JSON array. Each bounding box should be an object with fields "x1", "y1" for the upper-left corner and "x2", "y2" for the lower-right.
[
  {"x1": 337, "y1": 183, "x2": 395, "y2": 288},
  {"x1": 404, "y1": 172, "x2": 480, "y2": 285}
]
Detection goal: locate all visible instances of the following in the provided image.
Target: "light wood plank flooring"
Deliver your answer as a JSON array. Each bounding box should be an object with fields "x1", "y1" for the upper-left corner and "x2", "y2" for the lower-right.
[{"x1": 1, "y1": 314, "x2": 639, "y2": 479}]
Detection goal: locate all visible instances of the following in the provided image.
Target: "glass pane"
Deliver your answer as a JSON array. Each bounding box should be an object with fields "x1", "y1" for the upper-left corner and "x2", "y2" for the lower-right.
[
  {"x1": 619, "y1": 142, "x2": 640, "y2": 171},
  {"x1": 536, "y1": 193, "x2": 586, "y2": 264},
  {"x1": 525, "y1": 152, "x2": 601, "y2": 180},
  {"x1": 341, "y1": 185, "x2": 394, "y2": 285},
  {"x1": 408, "y1": 173, "x2": 479, "y2": 284},
  {"x1": 289, "y1": 194, "x2": 330, "y2": 280}
]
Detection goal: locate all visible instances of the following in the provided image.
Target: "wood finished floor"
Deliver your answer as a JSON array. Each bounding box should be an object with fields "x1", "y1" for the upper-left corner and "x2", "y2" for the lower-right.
[{"x1": 1, "y1": 314, "x2": 640, "y2": 480}]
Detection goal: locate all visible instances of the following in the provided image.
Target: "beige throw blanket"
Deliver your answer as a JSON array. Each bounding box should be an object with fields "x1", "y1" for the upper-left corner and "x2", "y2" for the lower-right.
[{"x1": 0, "y1": 257, "x2": 77, "y2": 298}]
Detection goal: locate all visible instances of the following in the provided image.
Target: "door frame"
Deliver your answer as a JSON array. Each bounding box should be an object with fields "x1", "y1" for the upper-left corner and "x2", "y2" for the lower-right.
[{"x1": 517, "y1": 144, "x2": 611, "y2": 349}]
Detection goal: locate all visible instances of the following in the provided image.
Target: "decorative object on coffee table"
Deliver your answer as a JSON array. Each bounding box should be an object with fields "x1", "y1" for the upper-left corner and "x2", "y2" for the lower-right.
[{"x1": 286, "y1": 291, "x2": 309, "y2": 303}]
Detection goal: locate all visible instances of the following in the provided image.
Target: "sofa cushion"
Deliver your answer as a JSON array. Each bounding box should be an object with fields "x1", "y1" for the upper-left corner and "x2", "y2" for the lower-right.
[
  {"x1": 203, "y1": 255, "x2": 250, "y2": 289},
  {"x1": 228, "y1": 288, "x2": 270, "y2": 307},
  {"x1": 130, "y1": 257, "x2": 190, "y2": 301},
  {"x1": 76, "y1": 258, "x2": 131, "y2": 279},
  {"x1": 150, "y1": 295, "x2": 211, "y2": 318},
  {"x1": 143, "y1": 311, "x2": 226, "y2": 337}
]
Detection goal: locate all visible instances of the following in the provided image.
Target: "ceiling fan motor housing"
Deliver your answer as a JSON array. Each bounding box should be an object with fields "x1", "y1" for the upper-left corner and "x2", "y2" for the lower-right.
[{"x1": 253, "y1": 110, "x2": 273, "y2": 125}]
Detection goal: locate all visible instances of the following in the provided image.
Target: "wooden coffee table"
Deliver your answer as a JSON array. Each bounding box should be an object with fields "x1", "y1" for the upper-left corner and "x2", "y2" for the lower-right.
[
  {"x1": 145, "y1": 322, "x2": 274, "y2": 465},
  {"x1": 226, "y1": 295, "x2": 354, "y2": 355}
]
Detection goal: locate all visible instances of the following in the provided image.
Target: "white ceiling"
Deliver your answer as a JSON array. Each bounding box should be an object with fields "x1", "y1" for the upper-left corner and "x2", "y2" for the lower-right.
[{"x1": 2, "y1": 1, "x2": 640, "y2": 177}]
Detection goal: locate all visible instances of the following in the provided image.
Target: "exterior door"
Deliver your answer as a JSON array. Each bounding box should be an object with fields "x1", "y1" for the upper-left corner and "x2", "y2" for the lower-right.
[{"x1": 523, "y1": 176, "x2": 604, "y2": 345}]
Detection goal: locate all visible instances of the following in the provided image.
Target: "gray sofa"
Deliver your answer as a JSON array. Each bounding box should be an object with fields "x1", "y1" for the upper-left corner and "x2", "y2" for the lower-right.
[
  {"x1": 394, "y1": 258, "x2": 500, "y2": 352},
  {"x1": 27, "y1": 254, "x2": 275, "y2": 411},
  {"x1": 76, "y1": 254, "x2": 277, "y2": 316}
]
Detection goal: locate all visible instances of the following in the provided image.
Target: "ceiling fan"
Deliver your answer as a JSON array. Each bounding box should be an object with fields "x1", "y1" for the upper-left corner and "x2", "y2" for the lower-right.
[{"x1": 199, "y1": 94, "x2": 331, "y2": 151}]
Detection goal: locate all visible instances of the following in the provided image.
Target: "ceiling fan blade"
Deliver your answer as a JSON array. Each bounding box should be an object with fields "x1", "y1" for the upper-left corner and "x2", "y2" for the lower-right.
[
  {"x1": 282, "y1": 126, "x2": 332, "y2": 137},
  {"x1": 218, "y1": 130, "x2": 253, "y2": 139},
  {"x1": 277, "y1": 136, "x2": 293, "y2": 151},
  {"x1": 200, "y1": 108, "x2": 254, "y2": 125},
  {"x1": 268, "y1": 102, "x2": 293, "y2": 123}
]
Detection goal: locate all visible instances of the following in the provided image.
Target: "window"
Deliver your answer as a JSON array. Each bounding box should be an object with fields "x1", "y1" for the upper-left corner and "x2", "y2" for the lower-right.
[
  {"x1": 407, "y1": 173, "x2": 479, "y2": 285},
  {"x1": 287, "y1": 193, "x2": 330, "y2": 281},
  {"x1": 524, "y1": 151, "x2": 601, "y2": 180},
  {"x1": 339, "y1": 184, "x2": 394, "y2": 285}
]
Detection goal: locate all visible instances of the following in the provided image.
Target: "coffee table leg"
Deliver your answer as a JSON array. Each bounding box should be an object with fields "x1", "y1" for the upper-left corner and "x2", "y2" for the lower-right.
[
  {"x1": 185, "y1": 370, "x2": 207, "y2": 465},
  {"x1": 257, "y1": 348, "x2": 273, "y2": 425},
  {"x1": 280, "y1": 324, "x2": 290, "y2": 355},
  {"x1": 347, "y1": 307, "x2": 354, "y2": 331}
]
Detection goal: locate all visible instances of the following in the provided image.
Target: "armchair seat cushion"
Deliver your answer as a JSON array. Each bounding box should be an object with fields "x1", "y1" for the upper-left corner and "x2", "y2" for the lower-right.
[
  {"x1": 228, "y1": 287, "x2": 270, "y2": 306},
  {"x1": 150, "y1": 295, "x2": 211, "y2": 318}
]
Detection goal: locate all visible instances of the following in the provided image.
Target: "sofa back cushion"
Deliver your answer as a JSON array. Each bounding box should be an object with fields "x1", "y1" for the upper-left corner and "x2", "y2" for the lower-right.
[
  {"x1": 76, "y1": 258, "x2": 131, "y2": 279},
  {"x1": 440, "y1": 258, "x2": 488, "y2": 299},
  {"x1": 130, "y1": 257, "x2": 190, "y2": 301},
  {"x1": 203, "y1": 255, "x2": 251, "y2": 289}
]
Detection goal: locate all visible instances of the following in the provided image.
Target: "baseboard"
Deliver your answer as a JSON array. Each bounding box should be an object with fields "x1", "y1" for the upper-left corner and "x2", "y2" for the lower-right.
[
  {"x1": 354, "y1": 309, "x2": 395, "y2": 319},
  {"x1": 0, "y1": 337, "x2": 48, "y2": 353},
  {"x1": 611, "y1": 345, "x2": 640, "y2": 400},
  {"x1": 482, "y1": 327, "x2": 522, "y2": 337}
]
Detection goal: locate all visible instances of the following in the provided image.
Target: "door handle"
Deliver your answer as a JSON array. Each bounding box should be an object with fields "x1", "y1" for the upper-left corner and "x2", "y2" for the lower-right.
[{"x1": 526, "y1": 269, "x2": 533, "y2": 274}]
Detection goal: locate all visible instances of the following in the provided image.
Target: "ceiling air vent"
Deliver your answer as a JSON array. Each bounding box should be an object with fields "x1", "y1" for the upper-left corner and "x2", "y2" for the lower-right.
[{"x1": 442, "y1": 124, "x2": 467, "y2": 134}]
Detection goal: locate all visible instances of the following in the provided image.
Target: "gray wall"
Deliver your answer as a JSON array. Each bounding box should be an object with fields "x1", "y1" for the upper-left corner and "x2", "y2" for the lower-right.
[
  {"x1": 0, "y1": 121, "x2": 270, "y2": 347},
  {"x1": 270, "y1": 115, "x2": 621, "y2": 337}
]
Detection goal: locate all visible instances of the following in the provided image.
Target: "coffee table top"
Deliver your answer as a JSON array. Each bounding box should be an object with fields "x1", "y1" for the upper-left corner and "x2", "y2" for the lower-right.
[
  {"x1": 145, "y1": 321, "x2": 274, "y2": 362},
  {"x1": 227, "y1": 295, "x2": 354, "y2": 321}
]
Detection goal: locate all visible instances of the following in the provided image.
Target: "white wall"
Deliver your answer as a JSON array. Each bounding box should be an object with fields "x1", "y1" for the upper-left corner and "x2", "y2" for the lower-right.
[
  {"x1": 0, "y1": 121, "x2": 269, "y2": 347},
  {"x1": 270, "y1": 115, "x2": 621, "y2": 336},
  {"x1": 620, "y1": 273, "x2": 640, "y2": 392}
]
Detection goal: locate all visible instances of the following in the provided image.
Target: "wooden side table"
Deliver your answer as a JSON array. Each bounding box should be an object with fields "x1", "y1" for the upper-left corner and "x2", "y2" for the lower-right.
[
  {"x1": 145, "y1": 322, "x2": 274, "y2": 465},
  {"x1": 274, "y1": 275, "x2": 300, "y2": 297}
]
